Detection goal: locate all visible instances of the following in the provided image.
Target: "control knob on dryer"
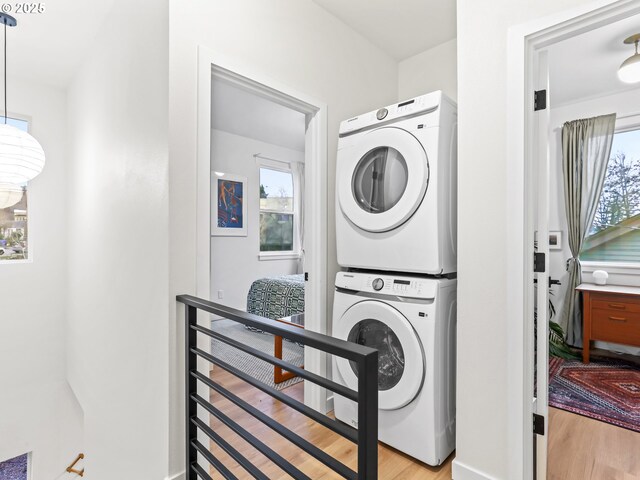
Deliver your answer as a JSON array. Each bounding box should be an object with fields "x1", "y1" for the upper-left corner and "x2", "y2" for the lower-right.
[{"x1": 372, "y1": 278, "x2": 384, "y2": 291}]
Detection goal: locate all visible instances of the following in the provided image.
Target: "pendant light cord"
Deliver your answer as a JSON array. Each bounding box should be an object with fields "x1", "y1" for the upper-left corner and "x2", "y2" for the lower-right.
[{"x1": 3, "y1": 21, "x2": 6, "y2": 125}]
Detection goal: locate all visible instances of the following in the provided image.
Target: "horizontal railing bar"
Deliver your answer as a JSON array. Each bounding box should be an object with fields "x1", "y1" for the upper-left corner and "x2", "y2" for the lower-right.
[
  {"x1": 192, "y1": 417, "x2": 269, "y2": 480},
  {"x1": 192, "y1": 327, "x2": 359, "y2": 401},
  {"x1": 192, "y1": 393, "x2": 311, "y2": 480},
  {"x1": 192, "y1": 439, "x2": 238, "y2": 480},
  {"x1": 177, "y1": 294, "x2": 376, "y2": 361},
  {"x1": 193, "y1": 370, "x2": 357, "y2": 480},
  {"x1": 191, "y1": 462, "x2": 213, "y2": 480},
  {"x1": 193, "y1": 349, "x2": 359, "y2": 443}
]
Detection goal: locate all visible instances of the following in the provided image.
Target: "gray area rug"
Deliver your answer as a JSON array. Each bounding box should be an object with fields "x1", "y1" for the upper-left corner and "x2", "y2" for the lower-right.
[{"x1": 210, "y1": 319, "x2": 304, "y2": 390}]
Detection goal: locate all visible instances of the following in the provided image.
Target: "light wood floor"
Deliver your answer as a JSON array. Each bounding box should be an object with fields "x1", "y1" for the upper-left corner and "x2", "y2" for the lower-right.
[
  {"x1": 204, "y1": 367, "x2": 640, "y2": 479},
  {"x1": 548, "y1": 407, "x2": 640, "y2": 480},
  {"x1": 206, "y1": 366, "x2": 453, "y2": 479}
]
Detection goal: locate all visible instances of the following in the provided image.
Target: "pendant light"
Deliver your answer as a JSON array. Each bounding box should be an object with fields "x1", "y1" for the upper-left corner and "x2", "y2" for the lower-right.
[
  {"x1": 0, "y1": 14, "x2": 45, "y2": 185},
  {"x1": 618, "y1": 34, "x2": 640, "y2": 84}
]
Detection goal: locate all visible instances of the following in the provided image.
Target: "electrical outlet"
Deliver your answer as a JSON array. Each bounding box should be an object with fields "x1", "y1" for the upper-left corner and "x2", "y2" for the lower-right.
[{"x1": 217, "y1": 290, "x2": 224, "y2": 299}]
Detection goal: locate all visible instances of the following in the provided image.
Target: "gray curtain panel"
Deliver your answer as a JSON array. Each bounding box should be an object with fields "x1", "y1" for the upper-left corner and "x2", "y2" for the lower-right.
[{"x1": 560, "y1": 113, "x2": 616, "y2": 346}]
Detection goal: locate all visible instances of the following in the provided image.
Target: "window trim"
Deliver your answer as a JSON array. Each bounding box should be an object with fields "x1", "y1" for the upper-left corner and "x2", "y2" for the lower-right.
[
  {"x1": 257, "y1": 159, "x2": 302, "y2": 259},
  {"x1": 582, "y1": 116, "x2": 640, "y2": 268}
]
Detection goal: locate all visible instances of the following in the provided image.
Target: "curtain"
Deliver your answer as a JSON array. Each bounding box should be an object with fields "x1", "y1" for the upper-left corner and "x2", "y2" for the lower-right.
[{"x1": 560, "y1": 113, "x2": 616, "y2": 346}]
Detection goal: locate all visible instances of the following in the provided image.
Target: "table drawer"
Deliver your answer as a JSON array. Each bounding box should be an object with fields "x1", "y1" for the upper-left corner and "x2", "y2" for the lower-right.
[
  {"x1": 591, "y1": 308, "x2": 640, "y2": 345},
  {"x1": 592, "y1": 294, "x2": 640, "y2": 314}
]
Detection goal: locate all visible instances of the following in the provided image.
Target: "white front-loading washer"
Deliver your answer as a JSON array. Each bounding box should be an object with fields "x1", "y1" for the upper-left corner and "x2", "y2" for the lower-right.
[
  {"x1": 332, "y1": 271, "x2": 456, "y2": 466},
  {"x1": 336, "y1": 91, "x2": 457, "y2": 275}
]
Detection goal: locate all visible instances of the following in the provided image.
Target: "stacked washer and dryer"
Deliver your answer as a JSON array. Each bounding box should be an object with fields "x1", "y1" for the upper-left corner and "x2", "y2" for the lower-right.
[{"x1": 332, "y1": 91, "x2": 458, "y2": 466}]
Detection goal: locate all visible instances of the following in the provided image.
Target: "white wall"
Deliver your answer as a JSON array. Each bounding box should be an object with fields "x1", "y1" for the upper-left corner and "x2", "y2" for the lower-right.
[
  {"x1": 398, "y1": 38, "x2": 457, "y2": 102},
  {"x1": 169, "y1": 0, "x2": 398, "y2": 475},
  {"x1": 0, "y1": 77, "x2": 83, "y2": 479},
  {"x1": 455, "y1": 1, "x2": 619, "y2": 479},
  {"x1": 66, "y1": 0, "x2": 170, "y2": 478},
  {"x1": 211, "y1": 129, "x2": 303, "y2": 311}
]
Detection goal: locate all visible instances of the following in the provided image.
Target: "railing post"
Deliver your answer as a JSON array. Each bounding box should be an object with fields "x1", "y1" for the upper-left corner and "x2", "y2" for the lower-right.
[
  {"x1": 357, "y1": 350, "x2": 378, "y2": 479},
  {"x1": 185, "y1": 305, "x2": 198, "y2": 479}
]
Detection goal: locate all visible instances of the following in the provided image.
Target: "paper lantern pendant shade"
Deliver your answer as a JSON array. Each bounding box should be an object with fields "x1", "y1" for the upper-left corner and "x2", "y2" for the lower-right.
[
  {"x1": 0, "y1": 182, "x2": 23, "y2": 208},
  {"x1": 0, "y1": 123, "x2": 45, "y2": 185}
]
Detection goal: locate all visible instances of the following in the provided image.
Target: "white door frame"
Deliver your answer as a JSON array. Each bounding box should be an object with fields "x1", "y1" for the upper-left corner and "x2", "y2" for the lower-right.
[
  {"x1": 506, "y1": 1, "x2": 640, "y2": 478},
  {"x1": 196, "y1": 46, "x2": 329, "y2": 412}
]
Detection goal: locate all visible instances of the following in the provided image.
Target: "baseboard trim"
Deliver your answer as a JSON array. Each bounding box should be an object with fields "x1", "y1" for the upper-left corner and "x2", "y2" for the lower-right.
[
  {"x1": 452, "y1": 459, "x2": 497, "y2": 480},
  {"x1": 165, "y1": 471, "x2": 185, "y2": 480}
]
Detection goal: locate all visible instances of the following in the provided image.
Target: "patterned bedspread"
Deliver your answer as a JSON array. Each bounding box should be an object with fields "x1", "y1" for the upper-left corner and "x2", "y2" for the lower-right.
[{"x1": 246, "y1": 274, "x2": 305, "y2": 320}]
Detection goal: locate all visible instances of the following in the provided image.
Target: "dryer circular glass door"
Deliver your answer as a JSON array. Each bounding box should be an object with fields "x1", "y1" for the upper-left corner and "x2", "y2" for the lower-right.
[
  {"x1": 338, "y1": 126, "x2": 429, "y2": 233},
  {"x1": 335, "y1": 300, "x2": 425, "y2": 410}
]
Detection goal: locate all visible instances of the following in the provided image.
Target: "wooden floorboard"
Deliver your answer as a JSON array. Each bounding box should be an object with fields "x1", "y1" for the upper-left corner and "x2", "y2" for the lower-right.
[
  {"x1": 202, "y1": 367, "x2": 640, "y2": 479},
  {"x1": 548, "y1": 407, "x2": 640, "y2": 480},
  {"x1": 206, "y1": 366, "x2": 453, "y2": 479}
]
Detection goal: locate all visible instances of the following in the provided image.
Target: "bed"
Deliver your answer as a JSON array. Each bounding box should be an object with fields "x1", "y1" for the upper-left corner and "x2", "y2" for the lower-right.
[{"x1": 246, "y1": 273, "x2": 305, "y2": 321}]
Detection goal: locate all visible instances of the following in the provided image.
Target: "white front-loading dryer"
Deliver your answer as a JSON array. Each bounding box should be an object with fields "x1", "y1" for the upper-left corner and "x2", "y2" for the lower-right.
[
  {"x1": 332, "y1": 271, "x2": 457, "y2": 466},
  {"x1": 336, "y1": 91, "x2": 457, "y2": 275}
]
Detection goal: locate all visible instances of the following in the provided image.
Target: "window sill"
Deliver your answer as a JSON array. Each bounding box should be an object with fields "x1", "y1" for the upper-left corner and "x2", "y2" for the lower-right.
[
  {"x1": 258, "y1": 251, "x2": 301, "y2": 261},
  {"x1": 581, "y1": 261, "x2": 640, "y2": 276}
]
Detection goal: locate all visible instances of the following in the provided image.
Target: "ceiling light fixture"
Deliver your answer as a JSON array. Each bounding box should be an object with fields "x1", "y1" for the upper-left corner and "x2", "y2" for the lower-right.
[
  {"x1": 0, "y1": 14, "x2": 45, "y2": 185},
  {"x1": 618, "y1": 33, "x2": 640, "y2": 84}
]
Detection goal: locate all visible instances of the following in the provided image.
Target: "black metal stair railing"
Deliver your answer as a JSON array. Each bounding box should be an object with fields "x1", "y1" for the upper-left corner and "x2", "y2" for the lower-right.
[{"x1": 177, "y1": 294, "x2": 379, "y2": 480}]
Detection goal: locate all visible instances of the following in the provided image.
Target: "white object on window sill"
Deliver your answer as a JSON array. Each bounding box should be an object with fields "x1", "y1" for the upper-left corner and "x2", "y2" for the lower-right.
[
  {"x1": 259, "y1": 251, "x2": 301, "y2": 261},
  {"x1": 592, "y1": 270, "x2": 609, "y2": 285}
]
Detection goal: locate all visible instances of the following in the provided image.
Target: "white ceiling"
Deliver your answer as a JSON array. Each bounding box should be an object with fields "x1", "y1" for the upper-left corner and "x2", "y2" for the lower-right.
[
  {"x1": 3, "y1": 0, "x2": 115, "y2": 88},
  {"x1": 312, "y1": 0, "x2": 456, "y2": 61},
  {"x1": 549, "y1": 13, "x2": 640, "y2": 106},
  {"x1": 211, "y1": 80, "x2": 306, "y2": 152}
]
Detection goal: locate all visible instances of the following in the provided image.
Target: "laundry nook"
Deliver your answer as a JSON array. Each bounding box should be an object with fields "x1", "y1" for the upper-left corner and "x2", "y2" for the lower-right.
[{"x1": 0, "y1": 1, "x2": 639, "y2": 480}]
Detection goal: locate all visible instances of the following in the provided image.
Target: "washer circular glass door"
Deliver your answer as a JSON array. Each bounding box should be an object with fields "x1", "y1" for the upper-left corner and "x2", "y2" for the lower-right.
[
  {"x1": 338, "y1": 126, "x2": 429, "y2": 233},
  {"x1": 335, "y1": 300, "x2": 425, "y2": 410}
]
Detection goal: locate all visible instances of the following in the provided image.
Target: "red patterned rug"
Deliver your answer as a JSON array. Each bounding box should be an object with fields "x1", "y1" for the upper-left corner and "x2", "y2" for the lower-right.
[{"x1": 549, "y1": 356, "x2": 640, "y2": 432}]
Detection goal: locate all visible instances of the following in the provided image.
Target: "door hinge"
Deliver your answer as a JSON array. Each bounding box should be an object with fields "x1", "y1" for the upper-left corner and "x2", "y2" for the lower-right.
[
  {"x1": 534, "y1": 252, "x2": 545, "y2": 273},
  {"x1": 534, "y1": 90, "x2": 547, "y2": 111},
  {"x1": 533, "y1": 413, "x2": 545, "y2": 435},
  {"x1": 304, "y1": 272, "x2": 309, "y2": 281}
]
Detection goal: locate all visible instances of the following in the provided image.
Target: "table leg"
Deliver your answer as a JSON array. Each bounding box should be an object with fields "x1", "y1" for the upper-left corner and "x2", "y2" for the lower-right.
[{"x1": 274, "y1": 335, "x2": 297, "y2": 384}]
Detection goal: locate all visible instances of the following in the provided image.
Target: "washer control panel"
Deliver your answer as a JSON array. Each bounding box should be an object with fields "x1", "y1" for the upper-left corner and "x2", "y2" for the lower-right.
[{"x1": 335, "y1": 271, "x2": 436, "y2": 299}]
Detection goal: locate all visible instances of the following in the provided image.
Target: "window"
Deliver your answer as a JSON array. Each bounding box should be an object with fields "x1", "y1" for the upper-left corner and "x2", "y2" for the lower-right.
[
  {"x1": 0, "y1": 117, "x2": 30, "y2": 262},
  {"x1": 582, "y1": 128, "x2": 640, "y2": 263},
  {"x1": 259, "y1": 166, "x2": 296, "y2": 253}
]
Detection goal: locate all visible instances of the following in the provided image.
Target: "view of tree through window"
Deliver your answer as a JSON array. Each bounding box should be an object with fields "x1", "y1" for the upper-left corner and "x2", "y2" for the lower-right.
[
  {"x1": 583, "y1": 128, "x2": 640, "y2": 262},
  {"x1": 259, "y1": 167, "x2": 295, "y2": 252},
  {"x1": 0, "y1": 118, "x2": 30, "y2": 262}
]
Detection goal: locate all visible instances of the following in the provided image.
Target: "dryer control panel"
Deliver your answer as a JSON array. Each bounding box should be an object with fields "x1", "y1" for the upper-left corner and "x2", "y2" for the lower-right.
[
  {"x1": 335, "y1": 271, "x2": 437, "y2": 299},
  {"x1": 339, "y1": 90, "x2": 454, "y2": 136}
]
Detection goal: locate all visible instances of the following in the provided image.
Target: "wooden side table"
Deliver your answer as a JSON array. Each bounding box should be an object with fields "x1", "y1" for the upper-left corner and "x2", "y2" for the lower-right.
[
  {"x1": 273, "y1": 313, "x2": 305, "y2": 384},
  {"x1": 577, "y1": 283, "x2": 640, "y2": 363}
]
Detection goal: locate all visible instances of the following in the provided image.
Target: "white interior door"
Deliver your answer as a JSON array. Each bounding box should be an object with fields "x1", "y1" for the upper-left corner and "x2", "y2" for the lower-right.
[{"x1": 533, "y1": 49, "x2": 550, "y2": 480}]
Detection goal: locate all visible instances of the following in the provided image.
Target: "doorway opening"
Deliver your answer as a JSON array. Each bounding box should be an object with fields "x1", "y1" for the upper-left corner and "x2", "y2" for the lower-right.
[
  {"x1": 511, "y1": 1, "x2": 640, "y2": 479},
  {"x1": 196, "y1": 48, "x2": 328, "y2": 412}
]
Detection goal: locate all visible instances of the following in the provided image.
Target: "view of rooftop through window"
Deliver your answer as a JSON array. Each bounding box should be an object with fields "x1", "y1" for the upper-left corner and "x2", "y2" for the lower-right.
[
  {"x1": 259, "y1": 167, "x2": 295, "y2": 252},
  {"x1": 0, "y1": 118, "x2": 30, "y2": 262},
  {"x1": 583, "y1": 128, "x2": 640, "y2": 262}
]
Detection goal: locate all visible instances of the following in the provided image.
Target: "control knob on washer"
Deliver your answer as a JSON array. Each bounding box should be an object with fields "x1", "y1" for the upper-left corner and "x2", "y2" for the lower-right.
[{"x1": 372, "y1": 278, "x2": 384, "y2": 291}]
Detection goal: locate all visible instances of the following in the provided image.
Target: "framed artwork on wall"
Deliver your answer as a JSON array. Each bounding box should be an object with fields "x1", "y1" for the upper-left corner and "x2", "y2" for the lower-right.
[
  {"x1": 212, "y1": 173, "x2": 248, "y2": 236},
  {"x1": 549, "y1": 231, "x2": 562, "y2": 250}
]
